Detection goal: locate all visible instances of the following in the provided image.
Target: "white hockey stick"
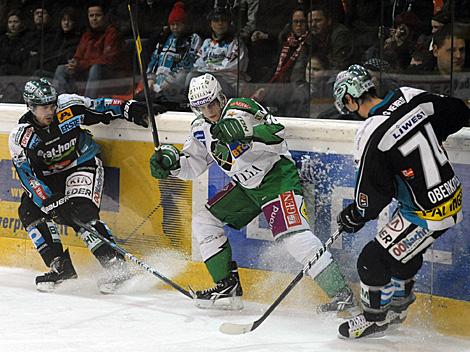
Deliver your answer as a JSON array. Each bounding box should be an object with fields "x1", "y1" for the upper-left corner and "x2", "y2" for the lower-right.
[{"x1": 219, "y1": 228, "x2": 343, "y2": 335}]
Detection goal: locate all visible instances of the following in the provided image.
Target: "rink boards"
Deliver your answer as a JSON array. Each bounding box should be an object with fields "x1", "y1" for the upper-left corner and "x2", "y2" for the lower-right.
[{"x1": 0, "y1": 105, "x2": 469, "y2": 337}]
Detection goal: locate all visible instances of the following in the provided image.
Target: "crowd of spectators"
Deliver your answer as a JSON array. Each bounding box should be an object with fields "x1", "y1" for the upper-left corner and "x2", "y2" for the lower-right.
[{"x1": 0, "y1": 0, "x2": 469, "y2": 119}]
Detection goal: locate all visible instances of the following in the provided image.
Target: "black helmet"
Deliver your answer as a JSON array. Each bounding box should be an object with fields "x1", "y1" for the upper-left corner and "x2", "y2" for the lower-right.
[{"x1": 23, "y1": 78, "x2": 57, "y2": 107}]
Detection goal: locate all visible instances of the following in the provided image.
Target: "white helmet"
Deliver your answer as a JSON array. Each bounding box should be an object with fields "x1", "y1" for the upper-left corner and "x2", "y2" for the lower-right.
[{"x1": 188, "y1": 74, "x2": 227, "y2": 116}]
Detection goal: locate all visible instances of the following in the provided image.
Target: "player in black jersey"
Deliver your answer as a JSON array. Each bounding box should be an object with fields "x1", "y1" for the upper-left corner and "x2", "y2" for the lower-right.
[
  {"x1": 9, "y1": 78, "x2": 149, "y2": 293},
  {"x1": 332, "y1": 65, "x2": 470, "y2": 338}
]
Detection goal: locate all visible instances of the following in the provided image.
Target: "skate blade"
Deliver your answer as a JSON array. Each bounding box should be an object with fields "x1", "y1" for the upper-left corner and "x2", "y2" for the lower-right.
[
  {"x1": 36, "y1": 282, "x2": 57, "y2": 293},
  {"x1": 98, "y1": 282, "x2": 119, "y2": 295},
  {"x1": 387, "y1": 310, "x2": 407, "y2": 328},
  {"x1": 338, "y1": 329, "x2": 387, "y2": 340},
  {"x1": 336, "y1": 305, "x2": 362, "y2": 319},
  {"x1": 194, "y1": 296, "x2": 244, "y2": 311}
]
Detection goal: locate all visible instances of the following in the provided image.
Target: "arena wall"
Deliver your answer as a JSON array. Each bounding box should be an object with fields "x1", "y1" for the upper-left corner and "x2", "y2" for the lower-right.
[{"x1": 0, "y1": 104, "x2": 469, "y2": 337}]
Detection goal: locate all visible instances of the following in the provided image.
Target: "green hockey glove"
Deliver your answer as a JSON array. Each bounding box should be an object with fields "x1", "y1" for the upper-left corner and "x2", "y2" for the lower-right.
[
  {"x1": 149, "y1": 144, "x2": 180, "y2": 179},
  {"x1": 211, "y1": 116, "x2": 253, "y2": 144}
]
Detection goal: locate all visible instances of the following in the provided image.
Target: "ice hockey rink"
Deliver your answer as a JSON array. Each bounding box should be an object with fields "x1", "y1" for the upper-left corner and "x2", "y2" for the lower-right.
[{"x1": 1, "y1": 266, "x2": 469, "y2": 352}]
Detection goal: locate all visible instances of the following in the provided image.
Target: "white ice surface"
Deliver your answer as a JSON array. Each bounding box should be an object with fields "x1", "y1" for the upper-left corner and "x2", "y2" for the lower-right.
[{"x1": 1, "y1": 266, "x2": 469, "y2": 352}]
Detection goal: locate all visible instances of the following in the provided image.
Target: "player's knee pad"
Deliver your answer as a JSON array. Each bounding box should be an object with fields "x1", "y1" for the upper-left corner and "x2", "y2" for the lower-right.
[
  {"x1": 193, "y1": 208, "x2": 227, "y2": 261},
  {"x1": 282, "y1": 230, "x2": 332, "y2": 278},
  {"x1": 67, "y1": 197, "x2": 99, "y2": 230},
  {"x1": 357, "y1": 241, "x2": 391, "y2": 286},
  {"x1": 390, "y1": 252, "x2": 423, "y2": 279},
  {"x1": 27, "y1": 220, "x2": 63, "y2": 267}
]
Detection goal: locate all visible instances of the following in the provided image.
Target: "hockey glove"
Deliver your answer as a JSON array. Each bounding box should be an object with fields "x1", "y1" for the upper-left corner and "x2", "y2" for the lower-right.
[
  {"x1": 121, "y1": 100, "x2": 149, "y2": 128},
  {"x1": 42, "y1": 193, "x2": 72, "y2": 225},
  {"x1": 149, "y1": 144, "x2": 180, "y2": 179},
  {"x1": 211, "y1": 116, "x2": 253, "y2": 144},
  {"x1": 337, "y1": 203, "x2": 367, "y2": 233}
]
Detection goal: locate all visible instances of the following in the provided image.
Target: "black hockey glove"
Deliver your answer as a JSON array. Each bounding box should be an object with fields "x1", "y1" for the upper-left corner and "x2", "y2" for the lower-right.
[
  {"x1": 149, "y1": 144, "x2": 180, "y2": 179},
  {"x1": 121, "y1": 100, "x2": 149, "y2": 128},
  {"x1": 42, "y1": 193, "x2": 72, "y2": 225},
  {"x1": 337, "y1": 203, "x2": 367, "y2": 233}
]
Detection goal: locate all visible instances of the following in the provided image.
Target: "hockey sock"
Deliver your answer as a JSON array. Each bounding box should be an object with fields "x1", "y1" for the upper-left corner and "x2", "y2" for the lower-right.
[
  {"x1": 78, "y1": 220, "x2": 123, "y2": 267},
  {"x1": 204, "y1": 241, "x2": 233, "y2": 283},
  {"x1": 28, "y1": 221, "x2": 63, "y2": 267},
  {"x1": 314, "y1": 261, "x2": 349, "y2": 298}
]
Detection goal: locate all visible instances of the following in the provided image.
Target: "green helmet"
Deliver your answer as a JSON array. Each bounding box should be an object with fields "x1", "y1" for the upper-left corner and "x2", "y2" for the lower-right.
[
  {"x1": 333, "y1": 64, "x2": 374, "y2": 114},
  {"x1": 23, "y1": 78, "x2": 57, "y2": 107}
]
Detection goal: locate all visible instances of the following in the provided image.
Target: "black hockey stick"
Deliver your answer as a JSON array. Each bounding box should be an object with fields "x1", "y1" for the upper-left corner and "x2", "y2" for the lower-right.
[
  {"x1": 127, "y1": 0, "x2": 163, "y2": 149},
  {"x1": 72, "y1": 216, "x2": 192, "y2": 299},
  {"x1": 219, "y1": 228, "x2": 344, "y2": 335}
]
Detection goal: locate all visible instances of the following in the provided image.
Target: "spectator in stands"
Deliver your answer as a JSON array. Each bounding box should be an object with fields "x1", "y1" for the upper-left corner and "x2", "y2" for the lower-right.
[
  {"x1": 432, "y1": 24, "x2": 466, "y2": 75},
  {"x1": 0, "y1": 10, "x2": 28, "y2": 76},
  {"x1": 391, "y1": 0, "x2": 434, "y2": 33},
  {"x1": 253, "y1": 8, "x2": 311, "y2": 117},
  {"x1": 304, "y1": 53, "x2": 334, "y2": 118},
  {"x1": 405, "y1": 46, "x2": 435, "y2": 74},
  {"x1": 23, "y1": 3, "x2": 57, "y2": 75},
  {"x1": 142, "y1": 1, "x2": 202, "y2": 106},
  {"x1": 270, "y1": 8, "x2": 310, "y2": 83},
  {"x1": 307, "y1": 6, "x2": 355, "y2": 70},
  {"x1": 366, "y1": 11, "x2": 424, "y2": 72},
  {"x1": 212, "y1": 0, "x2": 259, "y2": 41},
  {"x1": 186, "y1": 7, "x2": 248, "y2": 98},
  {"x1": 248, "y1": 0, "x2": 303, "y2": 82},
  {"x1": 40, "y1": 7, "x2": 81, "y2": 78},
  {"x1": 346, "y1": 0, "x2": 389, "y2": 60},
  {"x1": 53, "y1": 1, "x2": 130, "y2": 97}
]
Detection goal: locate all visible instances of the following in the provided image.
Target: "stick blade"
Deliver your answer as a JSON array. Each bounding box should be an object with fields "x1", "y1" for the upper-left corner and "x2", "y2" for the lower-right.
[{"x1": 219, "y1": 322, "x2": 254, "y2": 335}]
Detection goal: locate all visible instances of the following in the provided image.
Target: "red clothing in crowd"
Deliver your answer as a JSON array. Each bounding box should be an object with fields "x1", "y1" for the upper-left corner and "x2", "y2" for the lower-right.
[{"x1": 73, "y1": 24, "x2": 129, "y2": 72}]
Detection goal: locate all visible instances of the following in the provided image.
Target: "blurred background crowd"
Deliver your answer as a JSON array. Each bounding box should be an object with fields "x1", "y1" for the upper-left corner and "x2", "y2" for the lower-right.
[{"x1": 0, "y1": 0, "x2": 469, "y2": 120}]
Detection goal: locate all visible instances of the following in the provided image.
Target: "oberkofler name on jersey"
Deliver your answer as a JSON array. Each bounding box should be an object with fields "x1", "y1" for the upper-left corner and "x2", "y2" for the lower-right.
[{"x1": 427, "y1": 175, "x2": 461, "y2": 204}]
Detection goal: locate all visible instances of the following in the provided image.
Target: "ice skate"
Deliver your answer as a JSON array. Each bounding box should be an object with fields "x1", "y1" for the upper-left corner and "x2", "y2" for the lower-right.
[
  {"x1": 317, "y1": 286, "x2": 357, "y2": 314},
  {"x1": 98, "y1": 256, "x2": 134, "y2": 294},
  {"x1": 36, "y1": 249, "x2": 78, "y2": 292},
  {"x1": 388, "y1": 292, "x2": 416, "y2": 326},
  {"x1": 338, "y1": 313, "x2": 390, "y2": 339},
  {"x1": 190, "y1": 261, "x2": 243, "y2": 310}
]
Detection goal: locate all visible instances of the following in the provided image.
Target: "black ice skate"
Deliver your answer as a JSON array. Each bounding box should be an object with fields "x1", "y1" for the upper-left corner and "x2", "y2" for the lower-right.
[
  {"x1": 338, "y1": 313, "x2": 390, "y2": 339},
  {"x1": 317, "y1": 286, "x2": 357, "y2": 314},
  {"x1": 98, "y1": 256, "x2": 134, "y2": 294},
  {"x1": 190, "y1": 261, "x2": 243, "y2": 310},
  {"x1": 36, "y1": 249, "x2": 78, "y2": 292}
]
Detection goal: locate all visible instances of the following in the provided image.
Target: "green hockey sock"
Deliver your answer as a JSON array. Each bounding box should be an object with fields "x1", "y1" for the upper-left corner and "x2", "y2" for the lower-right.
[
  {"x1": 204, "y1": 241, "x2": 233, "y2": 283},
  {"x1": 314, "y1": 260, "x2": 348, "y2": 297}
]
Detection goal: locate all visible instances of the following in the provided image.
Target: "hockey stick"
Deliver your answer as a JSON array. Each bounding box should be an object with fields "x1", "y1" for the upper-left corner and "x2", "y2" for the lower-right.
[
  {"x1": 72, "y1": 216, "x2": 192, "y2": 299},
  {"x1": 219, "y1": 228, "x2": 344, "y2": 335},
  {"x1": 127, "y1": 0, "x2": 162, "y2": 149}
]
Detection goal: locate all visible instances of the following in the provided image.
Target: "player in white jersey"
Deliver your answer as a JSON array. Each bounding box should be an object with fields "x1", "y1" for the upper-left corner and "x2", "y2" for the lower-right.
[{"x1": 150, "y1": 73, "x2": 354, "y2": 311}]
